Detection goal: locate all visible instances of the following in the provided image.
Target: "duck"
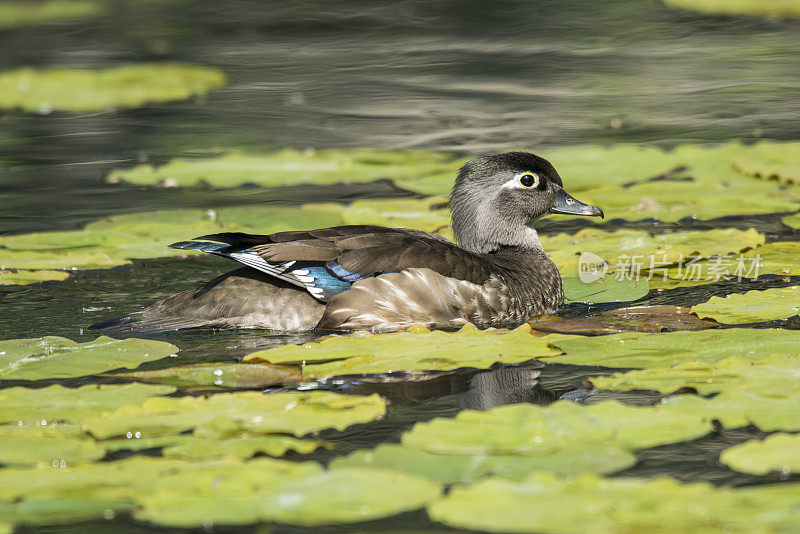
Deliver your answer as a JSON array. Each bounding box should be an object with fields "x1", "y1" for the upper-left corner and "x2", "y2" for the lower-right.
[{"x1": 91, "y1": 152, "x2": 603, "y2": 334}]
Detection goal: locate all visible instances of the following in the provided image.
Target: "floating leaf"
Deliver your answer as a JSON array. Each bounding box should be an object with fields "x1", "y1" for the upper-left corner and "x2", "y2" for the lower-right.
[
  {"x1": 402, "y1": 400, "x2": 710, "y2": 456},
  {"x1": 562, "y1": 276, "x2": 649, "y2": 303},
  {"x1": 244, "y1": 324, "x2": 567, "y2": 379},
  {"x1": 691, "y1": 286, "x2": 800, "y2": 323},
  {"x1": 161, "y1": 435, "x2": 321, "y2": 460},
  {"x1": 135, "y1": 462, "x2": 441, "y2": 528},
  {"x1": 0, "y1": 336, "x2": 178, "y2": 380},
  {"x1": 107, "y1": 362, "x2": 301, "y2": 390},
  {"x1": 0, "y1": 269, "x2": 69, "y2": 286},
  {"x1": 0, "y1": 0, "x2": 104, "y2": 29},
  {"x1": 0, "y1": 383, "x2": 176, "y2": 425},
  {"x1": 428, "y1": 472, "x2": 800, "y2": 533},
  {"x1": 591, "y1": 354, "x2": 800, "y2": 396},
  {"x1": 528, "y1": 305, "x2": 715, "y2": 335},
  {"x1": 663, "y1": 0, "x2": 800, "y2": 19},
  {"x1": 107, "y1": 149, "x2": 462, "y2": 192},
  {"x1": 330, "y1": 442, "x2": 634, "y2": 485},
  {"x1": 721, "y1": 434, "x2": 800, "y2": 475},
  {"x1": 83, "y1": 391, "x2": 386, "y2": 439},
  {"x1": 664, "y1": 392, "x2": 800, "y2": 432},
  {"x1": 0, "y1": 64, "x2": 226, "y2": 113},
  {"x1": 0, "y1": 425, "x2": 105, "y2": 467},
  {"x1": 545, "y1": 328, "x2": 797, "y2": 369},
  {"x1": 306, "y1": 196, "x2": 451, "y2": 235},
  {"x1": 733, "y1": 141, "x2": 800, "y2": 184}
]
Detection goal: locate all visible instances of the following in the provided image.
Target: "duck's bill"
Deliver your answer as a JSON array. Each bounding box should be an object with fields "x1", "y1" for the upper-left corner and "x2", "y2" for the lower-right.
[{"x1": 550, "y1": 185, "x2": 604, "y2": 218}]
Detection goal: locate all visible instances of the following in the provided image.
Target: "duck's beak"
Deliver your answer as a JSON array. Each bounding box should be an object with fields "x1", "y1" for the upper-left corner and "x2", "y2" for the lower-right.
[{"x1": 549, "y1": 184, "x2": 604, "y2": 218}]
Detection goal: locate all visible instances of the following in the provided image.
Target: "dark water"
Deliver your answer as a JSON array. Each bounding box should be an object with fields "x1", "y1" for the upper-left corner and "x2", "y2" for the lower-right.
[{"x1": 2, "y1": 1, "x2": 800, "y2": 532}]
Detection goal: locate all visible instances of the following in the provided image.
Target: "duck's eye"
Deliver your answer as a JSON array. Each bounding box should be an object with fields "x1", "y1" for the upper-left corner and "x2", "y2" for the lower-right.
[{"x1": 519, "y1": 173, "x2": 539, "y2": 188}]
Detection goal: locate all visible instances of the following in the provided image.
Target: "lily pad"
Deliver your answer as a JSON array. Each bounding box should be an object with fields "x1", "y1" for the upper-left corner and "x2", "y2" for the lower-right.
[
  {"x1": 107, "y1": 149, "x2": 462, "y2": 192},
  {"x1": 0, "y1": 336, "x2": 178, "y2": 380},
  {"x1": 0, "y1": 63, "x2": 226, "y2": 113},
  {"x1": 544, "y1": 328, "x2": 798, "y2": 369},
  {"x1": 691, "y1": 286, "x2": 800, "y2": 323},
  {"x1": 664, "y1": 392, "x2": 800, "y2": 432},
  {"x1": 106, "y1": 362, "x2": 301, "y2": 390},
  {"x1": 83, "y1": 390, "x2": 386, "y2": 439},
  {"x1": 528, "y1": 305, "x2": 715, "y2": 335},
  {"x1": 0, "y1": 269, "x2": 69, "y2": 285},
  {"x1": 663, "y1": 0, "x2": 800, "y2": 19},
  {"x1": 733, "y1": 141, "x2": 800, "y2": 184},
  {"x1": 428, "y1": 472, "x2": 800, "y2": 533},
  {"x1": 0, "y1": 383, "x2": 176, "y2": 425},
  {"x1": 562, "y1": 276, "x2": 649, "y2": 303},
  {"x1": 721, "y1": 433, "x2": 800, "y2": 475},
  {"x1": 306, "y1": 196, "x2": 451, "y2": 235},
  {"x1": 781, "y1": 213, "x2": 800, "y2": 229},
  {"x1": 0, "y1": 0, "x2": 104, "y2": 29},
  {"x1": 402, "y1": 400, "x2": 711, "y2": 456},
  {"x1": 0, "y1": 425, "x2": 105, "y2": 467},
  {"x1": 161, "y1": 435, "x2": 322, "y2": 460},
  {"x1": 244, "y1": 323, "x2": 567, "y2": 380},
  {"x1": 330, "y1": 442, "x2": 635, "y2": 485},
  {"x1": 135, "y1": 462, "x2": 441, "y2": 528},
  {"x1": 591, "y1": 354, "x2": 800, "y2": 396}
]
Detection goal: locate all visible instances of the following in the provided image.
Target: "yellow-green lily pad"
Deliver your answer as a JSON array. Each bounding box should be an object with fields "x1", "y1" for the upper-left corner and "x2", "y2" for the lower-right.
[
  {"x1": 734, "y1": 141, "x2": 800, "y2": 184},
  {"x1": 691, "y1": 286, "x2": 800, "y2": 323},
  {"x1": 592, "y1": 354, "x2": 800, "y2": 396},
  {"x1": 0, "y1": 336, "x2": 178, "y2": 380},
  {"x1": 721, "y1": 433, "x2": 800, "y2": 475},
  {"x1": 663, "y1": 0, "x2": 800, "y2": 19},
  {"x1": 107, "y1": 362, "x2": 301, "y2": 390},
  {"x1": 161, "y1": 435, "x2": 321, "y2": 460},
  {"x1": 664, "y1": 391, "x2": 800, "y2": 432},
  {"x1": 0, "y1": 383, "x2": 176, "y2": 425},
  {"x1": 0, "y1": 425, "x2": 105, "y2": 467},
  {"x1": 403, "y1": 400, "x2": 711, "y2": 456},
  {"x1": 107, "y1": 149, "x2": 462, "y2": 192},
  {"x1": 83, "y1": 390, "x2": 386, "y2": 439},
  {"x1": 0, "y1": 0, "x2": 103, "y2": 29},
  {"x1": 244, "y1": 324, "x2": 568, "y2": 379},
  {"x1": 781, "y1": 213, "x2": 800, "y2": 229},
  {"x1": 562, "y1": 276, "x2": 649, "y2": 303},
  {"x1": 0, "y1": 63, "x2": 226, "y2": 113},
  {"x1": 330, "y1": 442, "x2": 635, "y2": 485},
  {"x1": 428, "y1": 472, "x2": 800, "y2": 533},
  {"x1": 0, "y1": 269, "x2": 69, "y2": 285},
  {"x1": 545, "y1": 328, "x2": 797, "y2": 369}
]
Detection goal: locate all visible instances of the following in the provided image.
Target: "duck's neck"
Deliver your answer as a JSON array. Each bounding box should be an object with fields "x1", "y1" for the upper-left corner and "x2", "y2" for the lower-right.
[{"x1": 452, "y1": 206, "x2": 543, "y2": 254}]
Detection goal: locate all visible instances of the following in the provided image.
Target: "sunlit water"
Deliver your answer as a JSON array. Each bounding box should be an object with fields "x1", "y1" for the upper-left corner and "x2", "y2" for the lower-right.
[{"x1": 2, "y1": 1, "x2": 800, "y2": 532}]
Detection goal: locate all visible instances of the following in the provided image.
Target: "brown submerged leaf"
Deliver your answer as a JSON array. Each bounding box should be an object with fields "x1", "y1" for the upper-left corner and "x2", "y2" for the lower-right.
[
  {"x1": 106, "y1": 362, "x2": 301, "y2": 390},
  {"x1": 528, "y1": 305, "x2": 717, "y2": 335}
]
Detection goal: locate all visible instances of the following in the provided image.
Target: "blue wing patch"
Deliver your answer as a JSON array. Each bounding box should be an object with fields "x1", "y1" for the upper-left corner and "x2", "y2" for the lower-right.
[{"x1": 289, "y1": 260, "x2": 388, "y2": 302}]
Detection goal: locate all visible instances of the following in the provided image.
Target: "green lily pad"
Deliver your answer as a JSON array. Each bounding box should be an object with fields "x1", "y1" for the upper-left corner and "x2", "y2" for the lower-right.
[
  {"x1": 0, "y1": 0, "x2": 104, "y2": 29},
  {"x1": 0, "y1": 63, "x2": 226, "y2": 113},
  {"x1": 545, "y1": 328, "x2": 797, "y2": 369},
  {"x1": 306, "y1": 196, "x2": 451, "y2": 235},
  {"x1": 721, "y1": 433, "x2": 800, "y2": 475},
  {"x1": 244, "y1": 324, "x2": 568, "y2": 379},
  {"x1": 107, "y1": 362, "x2": 301, "y2": 390},
  {"x1": 691, "y1": 286, "x2": 800, "y2": 323},
  {"x1": 0, "y1": 269, "x2": 69, "y2": 285},
  {"x1": 664, "y1": 391, "x2": 800, "y2": 432},
  {"x1": 562, "y1": 276, "x2": 649, "y2": 303},
  {"x1": 428, "y1": 472, "x2": 800, "y2": 533},
  {"x1": 107, "y1": 149, "x2": 462, "y2": 192},
  {"x1": 0, "y1": 336, "x2": 178, "y2": 380},
  {"x1": 330, "y1": 442, "x2": 635, "y2": 485},
  {"x1": 733, "y1": 141, "x2": 800, "y2": 184},
  {"x1": 161, "y1": 435, "x2": 322, "y2": 460},
  {"x1": 781, "y1": 213, "x2": 800, "y2": 229},
  {"x1": 83, "y1": 390, "x2": 386, "y2": 439},
  {"x1": 135, "y1": 462, "x2": 441, "y2": 528},
  {"x1": 663, "y1": 0, "x2": 800, "y2": 19},
  {"x1": 592, "y1": 353, "x2": 800, "y2": 396},
  {"x1": 0, "y1": 383, "x2": 176, "y2": 425},
  {"x1": 403, "y1": 400, "x2": 711, "y2": 456},
  {"x1": 0, "y1": 425, "x2": 105, "y2": 467},
  {"x1": 528, "y1": 305, "x2": 715, "y2": 335}
]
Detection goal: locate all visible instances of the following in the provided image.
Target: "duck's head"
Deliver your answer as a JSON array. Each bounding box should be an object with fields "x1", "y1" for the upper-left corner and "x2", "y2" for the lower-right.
[{"x1": 450, "y1": 151, "x2": 603, "y2": 253}]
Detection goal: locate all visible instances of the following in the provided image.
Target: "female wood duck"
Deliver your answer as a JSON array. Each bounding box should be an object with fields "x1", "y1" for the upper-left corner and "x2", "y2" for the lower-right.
[{"x1": 92, "y1": 152, "x2": 603, "y2": 333}]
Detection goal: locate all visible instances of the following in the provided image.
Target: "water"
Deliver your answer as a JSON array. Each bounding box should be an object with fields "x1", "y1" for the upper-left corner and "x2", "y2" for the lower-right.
[{"x1": 2, "y1": 0, "x2": 800, "y2": 532}]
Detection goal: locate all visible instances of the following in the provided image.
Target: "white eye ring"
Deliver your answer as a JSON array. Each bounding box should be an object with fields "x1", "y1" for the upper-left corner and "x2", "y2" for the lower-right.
[{"x1": 501, "y1": 172, "x2": 541, "y2": 190}]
